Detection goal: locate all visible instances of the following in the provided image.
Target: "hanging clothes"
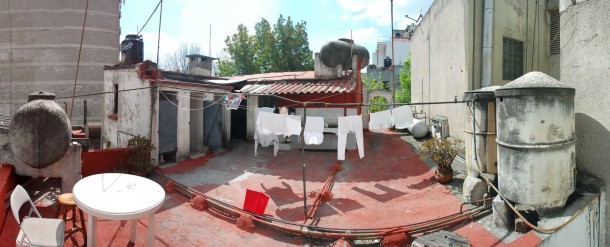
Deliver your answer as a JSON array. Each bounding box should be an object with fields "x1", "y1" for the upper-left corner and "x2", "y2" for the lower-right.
[
  {"x1": 304, "y1": 116, "x2": 324, "y2": 145},
  {"x1": 368, "y1": 109, "x2": 393, "y2": 130},
  {"x1": 254, "y1": 111, "x2": 302, "y2": 156},
  {"x1": 256, "y1": 107, "x2": 275, "y2": 124},
  {"x1": 393, "y1": 105, "x2": 415, "y2": 130},
  {"x1": 337, "y1": 115, "x2": 364, "y2": 160}
]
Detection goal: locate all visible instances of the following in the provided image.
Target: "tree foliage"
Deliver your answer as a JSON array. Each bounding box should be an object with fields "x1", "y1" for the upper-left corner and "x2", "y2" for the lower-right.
[
  {"x1": 396, "y1": 53, "x2": 412, "y2": 103},
  {"x1": 363, "y1": 74, "x2": 389, "y2": 113},
  {"x1": 162, "y1": 42, "x2": 201, "y2": 73},
  {"x1": 217, "y1": 15, "x2": 314, "y2": 76}
]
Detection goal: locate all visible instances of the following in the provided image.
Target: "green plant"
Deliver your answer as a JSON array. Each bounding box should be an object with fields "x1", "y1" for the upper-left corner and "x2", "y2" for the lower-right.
[
  {"x1": 126, "y1": 135, "x2": 155, "y2": 175},
  {"x1": 363, "y1": 74, "x2": 390, "y2": 113},
  {"x1": 417, "y1": 138, "x2": 463, "y2": 169}
]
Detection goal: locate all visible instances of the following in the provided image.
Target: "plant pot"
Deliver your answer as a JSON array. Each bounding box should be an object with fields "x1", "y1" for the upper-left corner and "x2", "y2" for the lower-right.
[
  {"x1": 435, "y1": 167, "x2": 453, "y2": 184},
  {"x1": 113, "y1": 166, "x2": 129, "y2": 174}
]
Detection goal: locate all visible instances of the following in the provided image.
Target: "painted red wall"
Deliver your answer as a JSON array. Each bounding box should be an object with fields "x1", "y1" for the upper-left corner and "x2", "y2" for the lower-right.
[
  {"x1": 81, "y1": 148, "x2": 133, "y2": 177},
  {"x1": 0, "y1": 164, "x2": 16, "y2": 234}
]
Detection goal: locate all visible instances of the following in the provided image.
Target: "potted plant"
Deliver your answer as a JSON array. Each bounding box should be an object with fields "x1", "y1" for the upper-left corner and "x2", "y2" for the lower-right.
[
  {"x1": 417, "y1": 138, "x2": 463, "y2": 183},
  {"x1": 126, "y1": 135, "x2": 155, "y2": 176}
]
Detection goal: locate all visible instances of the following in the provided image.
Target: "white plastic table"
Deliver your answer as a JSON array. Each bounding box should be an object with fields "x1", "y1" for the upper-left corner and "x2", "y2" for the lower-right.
[{"x1": 73, "y1": 173, "x2": 165, "y2": 247}]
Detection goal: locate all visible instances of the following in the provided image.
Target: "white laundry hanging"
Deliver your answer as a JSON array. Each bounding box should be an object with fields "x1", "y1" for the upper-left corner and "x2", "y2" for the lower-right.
[
  {"x1": 368, "y1": 109, "x2": 393, "y2": 130},
  {"x1": 254, "y1": 111, "x2": 302, "y2": 156},
  {"x1": 393, "y1": 105, "x2": 415, "y2": 130},
  {"x1": 337, "y1": 115, "x2": 364, "y2": 160},
  {"x1": 304, "y1": 116, "x2": 324, "y2": 145}
]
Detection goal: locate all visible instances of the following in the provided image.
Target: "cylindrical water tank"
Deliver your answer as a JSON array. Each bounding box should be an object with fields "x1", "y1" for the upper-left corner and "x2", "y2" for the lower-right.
[
  {"x1": 319, "y1": 39, "x2": 369, "y2": 69},
  {"x1": 463, "y1": 86, "x2": 500, "y2": 176},
  {"x1": 495, "y1": 72, "x2": 575, "y2": 215},
  {"x1": 407, "y1": 118, "x2": 428, "y2": 138},
  {"x1": 0, "y1": 0, "x2": 120, "y2": 124},
  {"x1": 121, "y1": 34, "x2": 144, "y2": 65}
]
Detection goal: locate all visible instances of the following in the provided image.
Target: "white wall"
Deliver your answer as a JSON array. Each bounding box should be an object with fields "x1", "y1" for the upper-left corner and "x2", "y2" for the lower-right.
[
  {"x1": 411, "y1": 0, "x2": 470, "y2": 140},
  {"x1": 560, "y1": 0, "x2": 610, "y2": 245},
  {"x1": 102, "y1": 68, "x2": 152, "y2": 149}
]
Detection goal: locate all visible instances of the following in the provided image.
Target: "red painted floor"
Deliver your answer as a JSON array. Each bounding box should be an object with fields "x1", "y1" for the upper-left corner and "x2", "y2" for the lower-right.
[{"x1": 0, "y1": 131, "x2": 541, "y2": 246}]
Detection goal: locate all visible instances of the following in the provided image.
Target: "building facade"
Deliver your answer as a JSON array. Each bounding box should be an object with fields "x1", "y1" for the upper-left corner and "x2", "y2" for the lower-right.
[
  {"x1": 0, "y1": 0, "x2": 121, "y2": 124},
  {"x1": 411, "y1": 0, "x2": 558, "y2": 141},
  {"x1": 102, "y1": 62, "x2": 232, "y2": 164}
]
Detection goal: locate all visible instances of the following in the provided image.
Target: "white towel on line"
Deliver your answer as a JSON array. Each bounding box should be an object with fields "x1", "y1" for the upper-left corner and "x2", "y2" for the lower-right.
[
  {"x1": 393, "y1": 105, "x2": 414, "y2": 129},
  {"x1": 368, "y1": 109, "x2": 393, "y2": 130}
]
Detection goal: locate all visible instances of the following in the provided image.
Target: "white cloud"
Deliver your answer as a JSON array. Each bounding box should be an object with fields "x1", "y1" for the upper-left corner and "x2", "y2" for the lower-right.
[
  {"x1": 336, "y1": 0, "x2": 418, "y2": 26},
  {"x1": 139, "y1": 31, "x2": 181, "y2": 62},
  {"x1": 339, "y1": 27, "x2": 380, "y2": 46}
]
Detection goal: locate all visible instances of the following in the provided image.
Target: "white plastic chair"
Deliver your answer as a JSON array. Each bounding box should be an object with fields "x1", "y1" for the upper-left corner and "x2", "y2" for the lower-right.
[{"x1": 10, "y1": 185, "x2": 65, "y2": 247}]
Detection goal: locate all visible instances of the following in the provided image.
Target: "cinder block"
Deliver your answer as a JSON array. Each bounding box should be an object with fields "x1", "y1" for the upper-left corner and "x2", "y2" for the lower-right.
[
  {"x1": 493, "y1": 196, "x2": 513, "y2": 231},
  {"x1": 463, "y1": 175, "x2": 487, "y2": 203}
]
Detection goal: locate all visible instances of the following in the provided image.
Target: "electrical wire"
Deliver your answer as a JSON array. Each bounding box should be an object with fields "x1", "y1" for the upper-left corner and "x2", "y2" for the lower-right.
[
  {"x1": 158, "y1": 90, "x2": 224, "y2": 111},
  {"x1": 69, "y1": 0, "x2": 90, "y2": 121},
  {"x1": 55, "y1": 86, "x2": 156, "y2": 99},
  {"x1": 137, "y1": 0, "x2": 162, "y2": 35}
]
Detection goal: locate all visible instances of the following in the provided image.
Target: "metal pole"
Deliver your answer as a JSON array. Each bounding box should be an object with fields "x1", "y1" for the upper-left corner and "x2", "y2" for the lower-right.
[
  {"x1": 83, "y1": 99, "x2": 87, "y2": 126},
  {"x1": 301, "y1": 104, "x2": 308, "y2": 219},
  {"x1": 390, "y1": 0, "x2": 395, "y2": 102}
]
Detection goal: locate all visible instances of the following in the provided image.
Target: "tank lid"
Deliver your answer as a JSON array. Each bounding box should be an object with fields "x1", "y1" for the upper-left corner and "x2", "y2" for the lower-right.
[
  {"x1": 463, "y1": 86, "x2": 501, "y2": 101},
  {"x1": 496, "y1": 72, "x2": 574, "y2": 97},
  {"x1": 125, "y1": 34, "x2": 142, "y2": 39}
]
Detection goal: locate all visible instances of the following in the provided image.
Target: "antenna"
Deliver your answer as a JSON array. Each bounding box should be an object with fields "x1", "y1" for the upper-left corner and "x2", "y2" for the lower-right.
[{"x1": 405, "y1": 6, "x2": 423, "y2": 23}]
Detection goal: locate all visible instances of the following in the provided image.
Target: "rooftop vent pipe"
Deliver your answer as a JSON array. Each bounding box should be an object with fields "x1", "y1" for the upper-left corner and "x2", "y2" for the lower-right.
[{"x1": 481, "y1": 0, "x2": 494, "y2": 88}]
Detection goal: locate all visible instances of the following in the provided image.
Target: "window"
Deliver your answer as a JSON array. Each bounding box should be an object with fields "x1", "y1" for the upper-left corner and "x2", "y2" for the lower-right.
[
  {"x1": 549, "y1": 10, "x2": 560, "y2": 55},
  {"x1": 502, "y1": 37, "x2": 524, "y2": 80},
  {"x1": 113, "y1": 84, "x2": 119, "y2": 114}
]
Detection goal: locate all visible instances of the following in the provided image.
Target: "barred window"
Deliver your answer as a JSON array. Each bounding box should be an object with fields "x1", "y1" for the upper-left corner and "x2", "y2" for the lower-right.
[{"x1": 503, "y1": 37, "x2": 524, "y2": 80}]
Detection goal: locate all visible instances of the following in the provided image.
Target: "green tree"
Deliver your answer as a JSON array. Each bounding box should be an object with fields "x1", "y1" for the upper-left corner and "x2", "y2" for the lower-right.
[
  {"x1": 363, "y1": 74, "x2": 389, "y2": 113},
  {"x1": 218, "y1": 15, "x2": 314, "y2": 76},
  {"x1": 224, "y1": 24, "x2": 258, "y2": 75},
  {"x1": 396, "y1": 54, "x2": 412, "y2": 103}
]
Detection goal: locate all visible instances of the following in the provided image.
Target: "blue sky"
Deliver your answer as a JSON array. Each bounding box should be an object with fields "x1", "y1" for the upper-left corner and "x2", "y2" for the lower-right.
[{"x1": 120, "y1": 0, "x2": 433, "y2": 66}]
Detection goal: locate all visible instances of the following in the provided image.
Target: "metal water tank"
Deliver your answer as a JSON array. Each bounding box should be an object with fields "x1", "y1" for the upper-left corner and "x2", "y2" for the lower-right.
[
  {"x1": 463, "y1": 86, "x2": 500, "y2": 176},
  {"x1": 319, "y1": 39, "x2": 369, "y2": 69},
  {"x1": 121, "y1": 34, "x2": 144, "y2": 64},
  {"x1": 0, "y1": 0, "x2": 121, "y2": 124},
  {"x1": 495, "y1": 72, "x2": 575, "y2": 215}
]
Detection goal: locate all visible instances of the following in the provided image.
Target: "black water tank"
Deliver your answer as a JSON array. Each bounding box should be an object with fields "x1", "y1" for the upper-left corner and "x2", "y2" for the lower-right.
[
  {"x1": 320, "y1": 39, "x2": 370, "y2": 69},
  {"x1": 384, "y1": 56, "x2": 392, "y2": 68},
  {"x1": 121, "y1": 34, "x2": 144, "y2": 64}
]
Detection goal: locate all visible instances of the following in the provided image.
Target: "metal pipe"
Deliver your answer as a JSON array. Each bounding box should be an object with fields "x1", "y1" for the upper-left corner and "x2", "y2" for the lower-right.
[
  {"x1": 390, "y1": 0, "x2": 395, "y2": 101},
  {"x1": 301, "y1": 105, "x2": 307, "y2": 219},
  {"x1": 481, "y1": 0, "x2": 494, "y2": 88}
]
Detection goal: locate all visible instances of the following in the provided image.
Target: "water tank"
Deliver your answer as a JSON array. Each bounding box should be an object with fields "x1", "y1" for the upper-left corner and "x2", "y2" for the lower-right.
[
  {"x1": 319, "y1": 39, "x2": 369, "y2": 69},
  {"x1": 121, "y1": 34, "x2": 144, "y2": 65},
  {"x1": 9, "y1": 98, "x2": 71, "y2": 168},
  {"x1": 0, "y1": 0, "x2": 120, "y2": 124},
  {"x1": 384, "y1": 57, "x2": 392, "y2": 68},
  {"x1": 495, "y1": 72, "x2": 575, "y2": 216},
  {"x1": 463, "y1": 86, "x2": 500, "y2": 176}
]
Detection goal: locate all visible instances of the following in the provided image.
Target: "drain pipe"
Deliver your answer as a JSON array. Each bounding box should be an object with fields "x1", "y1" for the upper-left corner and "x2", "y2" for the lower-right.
[{"x1": 481, "y1": 0, "x2": 494, "y2": 88}]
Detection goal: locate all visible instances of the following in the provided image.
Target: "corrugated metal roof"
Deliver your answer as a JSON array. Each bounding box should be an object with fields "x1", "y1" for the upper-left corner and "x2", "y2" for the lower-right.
[
  {"x1": 231, "y1": 71, "x2": 356, "y2": 95},
  {"x1": 238, "y1": 78, "x2": 355, "y2": 95}
]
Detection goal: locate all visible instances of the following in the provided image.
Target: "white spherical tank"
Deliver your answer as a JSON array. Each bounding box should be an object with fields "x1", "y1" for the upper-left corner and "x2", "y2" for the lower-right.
[
  {"x1": 495, "y1": 72, "x2": 575, "y2": 216},
  {"x1": 0, "y1": 0, "x2": 120, "y2": 123}
]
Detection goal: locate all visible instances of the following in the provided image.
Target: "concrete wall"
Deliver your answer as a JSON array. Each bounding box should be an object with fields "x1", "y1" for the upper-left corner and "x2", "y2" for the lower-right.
[
  {"x1": 539, "y1": 193, "x2": 602, "y2": 247},
  {"x1": 102, "y1": 68, "x2": 152, "y2": 150},
  {"x1": 102, "y1": 67, "x2": 231, "y2": 163},
  {"x1": 560, "y1": 0, "x2": 609, "y2": 245},
  {"x1": 411, "y1": 0, "x2": 470, "y2": 140},
  {"x1": 411, "y1": 0, "x2": 555, "y2": 141},
  {"x1": 0, "y1": 0, "x2": 120, "y2": 124}
]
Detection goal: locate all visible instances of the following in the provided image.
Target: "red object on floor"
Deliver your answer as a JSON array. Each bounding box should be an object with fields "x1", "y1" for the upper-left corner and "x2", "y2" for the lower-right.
[
  {"x1": 0, "y1": 164, "x2": 16, "y2": 235},
  {"x1": 243, "y1": 189, "x2": 269, "y2": 214}
]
